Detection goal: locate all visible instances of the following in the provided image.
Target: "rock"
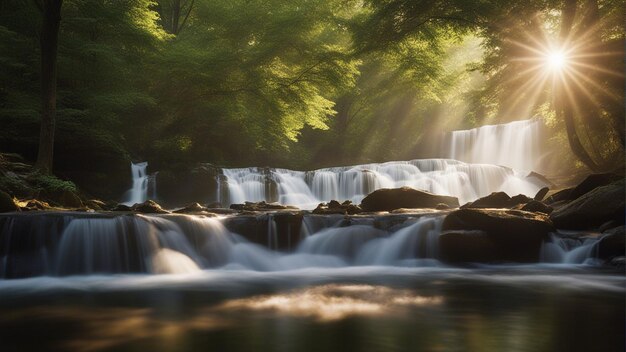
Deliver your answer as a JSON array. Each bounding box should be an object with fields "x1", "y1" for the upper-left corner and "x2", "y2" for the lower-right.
[
  {"x1": 360, "y1": 187, "x2": 459, "y2": 212},
  {"x1": 132, "y1": 200, "x2": 169, "y2": 214},
  {"x1": 84, "y1": 199, "x2": 106, "y2": 210},
  {"x1": 519, "y1": 200, "x2": 553, "y2": 214},
  {"x1": 509, "y1": 194, "x2": 533, "y2": 206},
  {"x1": 439, "y1": 230, "x2": 499, "y2": 262},
  {"x1": 113, "y1": 204, "x2": 132, "y2": 211},
  {"x1": 462, "y1": 192, "x2": 531, "y2": 209},
  {"x1": 230, "y1": 201, "x2": 298, "y2": 212},
  {"x1": 24, "y1": 199, "x2": 52, "y2": 211},
  {"x1": 597, "y1": 226, "x2": 625, "y2": 261},
  {"x1": 440, "y1": 208, "x2": 554, "y2": 263},
  {"x1": 0, "y1": 190, "x2": 19, "y2": 212},
  {"x1": 313, "y1": 200, "x2": 362, "y2": 215},
  {"x1": 435, "y1": 203, "x2": 450, "y2": 210},
  {"x1": 58, "y1": 190, "x2": 83, "y2": 208},
  {"x1": 462, "y1": 192, "x2": 510, "y2": 208},
  {"x1": 174, "y1": 202, "x2": 216, "y2": 216},
  {"x1": 533, "y1": 187, "x2": 550, "y2": 201},
  {"x1": 545, "y1": 188, "x2": 573, "y2": 204},
  {"x1": 550, "y1": 180, "x2": 625, "y2": 230},
  {"x1": 569, "y1": 173, "x2": 623, "y2": 200},
  {"x1": 526, "y1": 171, "x2": 556, "y2": 188},
  {"x1": 206, "y1": 202, "x2": 223, "y2": 208}
]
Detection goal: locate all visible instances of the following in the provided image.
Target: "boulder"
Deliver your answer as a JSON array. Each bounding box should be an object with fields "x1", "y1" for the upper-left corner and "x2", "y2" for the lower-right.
[
  {"x1": 0, "y1": 190, "x2": 19, "y2": 212},
  {"x1": 519, "y1": 200, "x2": 553, "y2": 214},
  {"x1": 597, "y1": 226, "x2": 625, "y2": 260},
  {"x1": 533, "y1": 187, "x2": 550, "y2": 201},
  {"x1": 462, "y1": 192, "x2": 532, "y2": 209},
  {"x1": 440, "y1": 208, "x2": 554, "y2": 263},
  {"x1": 174, "y1": 202, "x2": 216, "y2": 216},
  {"x1": 23, "y1": 199, "x2": 52, "y2": 211},
  {"x1": 550, "y1": 180, "x2": 625, "y2": 230},
  {"x1": 58, "y1": 190, "x2": 83, "y2": 208},
  {"x1": 360, "y1": 187, "x2": 459, "y2": 212},
  {"x1": 84, "y1": 199, "x2": 106, "y2": 210},
  {"x1": 569, "y1": 173, "x2": 623, "y2": 200},
  {"x1": 113, "y1": 204, "x2": 132, "y2": 211},
  {"x1": 313, "y1": 200, "x2": 362, "y2": 215},
  {"x1": 131, "y1": 200, "x2": 169, "y2": 214}
]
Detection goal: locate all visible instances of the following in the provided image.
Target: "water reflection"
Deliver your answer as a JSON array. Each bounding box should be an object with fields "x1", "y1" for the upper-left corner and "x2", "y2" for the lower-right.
[
  {"x1": 0, "y1": 271, "x2": 623, "y2": 352},
  {"x1": 216, "y1": 284, "x2": 443, "y2": 321}
]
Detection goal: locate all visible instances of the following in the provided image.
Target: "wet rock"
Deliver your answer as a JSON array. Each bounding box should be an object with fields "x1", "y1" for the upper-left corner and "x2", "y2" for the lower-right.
[
  {"x1": 84, "y1": 199, "x2": 106, "y2": 210},
  {"x1": 172, "y1": 202, "x2": 217, "y2": 216},
  {"x1": 174, "y1": 202, "x2": 207, "y2": 214},
  {"x1": 0, "y1": 190, "x2": 19, "y2": 212},
  {"x1": 58, "y1": 190, "x2": 83, "y2": 208},
  {"x1": 23, "y1": 199, "x2": 52, "y2": 211},
  {"x1": 550, "y1": 180, "x2": 625, "y2": 230},
  {"x1": 597, "y1": 226, "x2": 625, "y2": 261},
  {"x1": 545, "y1": 188, "x2": 573, "y2": 205},
  {"x1": 462, "y1": 192, "x2": 532, "y2": 209},
  {"x1": 132, "y1": 200, "x2": 169, "y2": 214},
  {"x1": 222, "y1": 212, "x2": 303, "y2": 250},
  {"x1": 360, "y1": 187, "x2": 459, "y2": 212},
  {"x1": 569, "y1": 173, "x2": 623, "y2": 200},
  {"x1": 440, "y1": 208, "x2": 554, "y2": 263},
  {"x1": 461, "y1": 192, "x2": 510, "y2": 209},
  {"x1": 313, "y1": 200, "x2": 362, "y2": 215},
  {"x1": 113, "y1": 204, "x2": 132, "y2": 211},
  {"x1": 230, "y1": 201, "x2": 298, "y2": 212},
  {"x1": 435, "y1": 203, "x2": 450, "y2": 210},
  {"x1": 519, "y1": 200, "x2": 553, "y2": 214},
  {"x1": 533, "y1": 187, "x2": 550, "y2": 201}
]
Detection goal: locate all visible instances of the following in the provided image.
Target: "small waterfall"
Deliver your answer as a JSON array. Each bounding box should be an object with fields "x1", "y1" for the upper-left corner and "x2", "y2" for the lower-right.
[
  {"x1": 540, "y1": 232, "x2": 602, "y2": 264},
  {"x1": 216, "y1": 159, "x2": 547, "y2": 208},
  {"x1": 123, "y1": 162, "x2": 153, "y2": 205},
  {"x1": 443, "y1": 119, "x2": 544, "y2": 172}
]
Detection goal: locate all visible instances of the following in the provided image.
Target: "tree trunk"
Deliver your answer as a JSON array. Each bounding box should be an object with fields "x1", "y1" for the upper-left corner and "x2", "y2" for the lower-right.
[
  {"x1": 557, "y1": 0, "x2": 603, "y2": 172},
  {"x1": 35, "y1": 0, "x2": 63, "y2": 174}
]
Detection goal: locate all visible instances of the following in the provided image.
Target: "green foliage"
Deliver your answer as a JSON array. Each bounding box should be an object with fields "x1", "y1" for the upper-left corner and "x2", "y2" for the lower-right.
[
  {"x1": 0, "y1": 0, "x2": 622, "y2": 194},
  {"x1": 27, "y1": 172, "x2": 78, "y2": 194}
]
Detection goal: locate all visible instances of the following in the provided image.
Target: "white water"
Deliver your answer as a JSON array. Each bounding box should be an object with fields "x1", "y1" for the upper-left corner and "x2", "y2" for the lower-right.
[
  {"x1": 0, "y1": 213, "x2": 607, "y2": 279},
  {"x1": 218, "y1": 160, "x2": 546, "y2": 209},
  {"x1": 123, "y1": 162, "x2": 155, "y2": 205},
  {"x1": 444, "y1": 119, "x2": 544, "y2": 172},
  {"x1": 540, "y1": 232, "x2": 603, "y2": 265}
]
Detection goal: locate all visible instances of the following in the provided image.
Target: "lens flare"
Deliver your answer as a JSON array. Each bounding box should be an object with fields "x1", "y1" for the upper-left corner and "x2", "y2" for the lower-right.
[{"x1": 546, "y1": 51, "x2": 567, "y2": 71}]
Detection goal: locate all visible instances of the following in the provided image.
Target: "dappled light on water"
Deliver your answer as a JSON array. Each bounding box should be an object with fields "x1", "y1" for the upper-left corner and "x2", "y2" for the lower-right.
[{"x1": 216, "y1": 284, "x2": 443, "y2": 322}]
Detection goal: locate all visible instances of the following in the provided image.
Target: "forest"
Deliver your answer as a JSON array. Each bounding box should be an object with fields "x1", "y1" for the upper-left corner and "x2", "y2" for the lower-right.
[{"x1": 0, "y1": 0, "x2": 623, "y2": 199}]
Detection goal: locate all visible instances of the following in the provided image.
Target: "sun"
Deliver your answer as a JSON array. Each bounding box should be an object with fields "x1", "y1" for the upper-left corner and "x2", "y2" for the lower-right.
[{"x1": 546, "y1": 50, "x2": 567, "y2": 71}]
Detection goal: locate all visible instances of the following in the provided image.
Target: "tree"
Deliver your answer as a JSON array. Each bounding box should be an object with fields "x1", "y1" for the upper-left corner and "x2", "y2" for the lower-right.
[
  {"x1": 34, "y1": 0, "x2": 63, "y2": 174},
  {"x1": 155, "y1": 0, "x2": 195, "y2": 35}
]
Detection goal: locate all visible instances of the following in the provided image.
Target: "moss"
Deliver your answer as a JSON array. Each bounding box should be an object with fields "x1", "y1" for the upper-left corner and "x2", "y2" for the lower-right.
[{"x1": 27, "y1": 172, "x2": 78, "y2": 194}]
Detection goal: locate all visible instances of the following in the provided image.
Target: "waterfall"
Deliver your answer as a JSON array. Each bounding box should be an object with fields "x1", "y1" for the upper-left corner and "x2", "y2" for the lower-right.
[
  {"x1": 0, "y1": 213, "x2": 611, "y2": 278},
  {"x1": 217, "y1": 159, "x2": 547, "y2": 209},
  {"x1": 123, "y1": 162, "x2": 154, "y2": 205},
  {"x1": 443, "y1": 119, "x2": 544, "y2": 172},
  {"x1": 540, "y1": 232, "x2": 602, "y2": 265}
]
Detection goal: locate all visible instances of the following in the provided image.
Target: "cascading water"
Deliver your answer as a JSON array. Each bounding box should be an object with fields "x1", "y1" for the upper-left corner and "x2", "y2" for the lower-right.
[
  {"x1": 0, "y1": 212, "x2": 607, "y2": 278},
  {"x1": 443, "y1": 118, "x2": 544, "y2": 172},
  {"x1": 123, "y1": 162, "x2": 155, "y2": 205},
  {"x1": 218, "y1": 159, "x2": 547, "y2": 209}
]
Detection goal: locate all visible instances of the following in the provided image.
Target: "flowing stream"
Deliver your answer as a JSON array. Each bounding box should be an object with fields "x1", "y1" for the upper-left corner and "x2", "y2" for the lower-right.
[{"x1": 0, "y1": 212, "x2": 623, "y2": 352}]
